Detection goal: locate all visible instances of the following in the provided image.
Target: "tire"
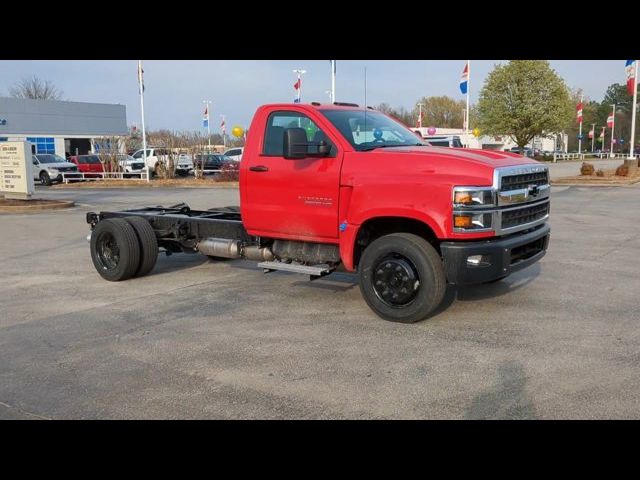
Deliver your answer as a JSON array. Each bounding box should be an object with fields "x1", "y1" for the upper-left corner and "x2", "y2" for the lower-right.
[
  {"x1": 124, "y1": 216, "x2": 158, "y2": 277},
  {"x1": 39, "y1": 171, "x2": 51, "y2": 186},
  {"x1": 358, "y1": 233, "x2": 446, "y2": 323},
  {"x1": 90, "y1": 218, "x2": 141, "y2": 281}
]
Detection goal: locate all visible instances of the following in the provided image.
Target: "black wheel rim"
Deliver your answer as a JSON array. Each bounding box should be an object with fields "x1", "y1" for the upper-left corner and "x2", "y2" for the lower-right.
[
  {"x1": 372, "y1": 254, "x2": 420, "y2": 307},
  {"x1": 96, "y1": 231, "x2": 120, "y2": 270},
  {"x1": 40, "y1": 173, "x2": 47, "y2": 185}
]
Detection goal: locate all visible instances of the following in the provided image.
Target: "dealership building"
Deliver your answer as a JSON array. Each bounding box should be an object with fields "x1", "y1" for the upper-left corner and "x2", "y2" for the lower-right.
[{"x1": 0, "y1": 97, "x2": 128, "y2": 156}]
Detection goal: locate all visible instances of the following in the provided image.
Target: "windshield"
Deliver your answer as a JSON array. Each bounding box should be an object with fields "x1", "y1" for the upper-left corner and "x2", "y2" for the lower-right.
[
  {"x1": 319, "y1": 109, "x2": 426, "y2": 151},
  {"x1": 78, "y1": 155, "x2": 101, "y2": 164},
  {"x1": 36, "y1": 154, "x2": 68, "y2": 164}
]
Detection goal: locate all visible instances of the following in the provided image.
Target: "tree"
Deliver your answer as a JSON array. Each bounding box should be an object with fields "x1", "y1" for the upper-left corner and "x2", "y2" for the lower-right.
[
  {"x1": 9, "y1": 76, "x2": 63, "y2": 100},
  {"x1": 476, "y1": 60, "x2": 573, "y2": 150},
  {"x1": 411, "y1": 96, "x2": 466, "y2": 129},
  {"x1": 373, "y1": 103, "x2": 413, "y2": 126}
]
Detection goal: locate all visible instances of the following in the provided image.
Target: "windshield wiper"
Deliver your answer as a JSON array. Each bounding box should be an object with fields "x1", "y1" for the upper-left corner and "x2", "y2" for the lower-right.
[{"x1": 360, "y1": 143, "x2": 424, "y2": 152}]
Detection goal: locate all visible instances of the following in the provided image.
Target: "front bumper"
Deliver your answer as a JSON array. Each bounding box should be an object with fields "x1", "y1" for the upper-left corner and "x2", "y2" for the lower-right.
[{"x1": 440, "y1": 223, "x2": 550, "y2": 285}]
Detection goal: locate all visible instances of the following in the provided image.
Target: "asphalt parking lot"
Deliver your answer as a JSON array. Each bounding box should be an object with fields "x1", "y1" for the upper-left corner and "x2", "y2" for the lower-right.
[{"x1": 1, "y1": 183, "x2": 640, "y2": 419}]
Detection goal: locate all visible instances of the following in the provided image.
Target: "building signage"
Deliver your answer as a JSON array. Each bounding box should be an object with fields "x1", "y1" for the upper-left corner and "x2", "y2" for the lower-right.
[{"x1": 0, "y1": 141, "x2": 34, "y2": 199}]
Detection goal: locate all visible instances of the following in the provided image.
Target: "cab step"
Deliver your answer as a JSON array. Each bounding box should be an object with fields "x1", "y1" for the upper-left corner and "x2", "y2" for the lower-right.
[{"x1": 258, "y1": 261, "x2": 334, "y2": 279}]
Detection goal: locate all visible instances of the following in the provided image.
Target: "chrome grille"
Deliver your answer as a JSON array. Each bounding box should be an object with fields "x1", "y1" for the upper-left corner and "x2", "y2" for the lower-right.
[
  {"x1": 500, "y1": 171, "x2": 549, "y2": 192},
  {"x1": 502, "y1": 201, "x2": 550, "y2": 229}
]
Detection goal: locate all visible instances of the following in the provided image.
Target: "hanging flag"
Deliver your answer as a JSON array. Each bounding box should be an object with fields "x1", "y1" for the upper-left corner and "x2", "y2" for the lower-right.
[
  {"x1": 293, "y1": 79, "x2": 301, "y2": 90},
  {"x1": 416, "y1": 109, "x2": 424, "y2": 128},
  {"x1": 203, "y1": 106, "x2": 209, "y2": 128},
  {"x1": 607, "y1": 114, "x2": 615, "y2": 128},
  {"x1": 137, "y1": 61, "x2": 145, "y2": 94},
  {"x1": 220, "y1": 117, "x2": 226, "y2": 133},
  {"x1": 625, "y1": 60, "x2": 636, "y2": 95},
  {"x1": 576, "y1": 102, "x2": 583, "y2": 124},
  {"x1": 588, "y1": 129, "x2": 594, "y2": 139},
  {"x1": 600, "y1": 128, "x2": 605, "y2": 139},
  {"x1": 459, "y1": 63, "x2": 469, "y2": 95}
]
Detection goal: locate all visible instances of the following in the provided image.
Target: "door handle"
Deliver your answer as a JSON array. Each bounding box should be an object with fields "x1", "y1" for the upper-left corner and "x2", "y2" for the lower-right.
[{"x1": 249, "y1": 165, "x2": 269, "y2": 172}]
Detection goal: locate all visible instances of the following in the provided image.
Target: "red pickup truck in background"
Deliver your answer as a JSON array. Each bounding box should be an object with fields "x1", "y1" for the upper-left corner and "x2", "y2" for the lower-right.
[
  {"x1": 86, "y1": 102, "x2": 550, "y2": 323},
  {"x1": 68, "y1": 154, "x2": 105, "y2": 179}
]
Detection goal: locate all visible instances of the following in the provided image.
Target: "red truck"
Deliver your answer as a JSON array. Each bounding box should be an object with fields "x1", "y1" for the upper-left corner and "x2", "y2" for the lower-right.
[
  {"x1": 86, "y1": 102, "x2": 550, "y2": 323},
  {"x1": 68, "y1": 154, "x2": 105, "y2": 179}
]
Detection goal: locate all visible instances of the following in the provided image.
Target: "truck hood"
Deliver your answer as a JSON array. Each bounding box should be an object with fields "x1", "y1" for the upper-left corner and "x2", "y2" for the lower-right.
[
  {"x1": 45, "y1": 162, "x2": 77, "y2": 169},
  {"x1": 375, "y1": 145, "x2": 538, "y2": 169}
]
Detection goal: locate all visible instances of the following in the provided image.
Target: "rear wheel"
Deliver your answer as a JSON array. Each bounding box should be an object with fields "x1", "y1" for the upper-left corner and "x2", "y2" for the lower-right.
[
  {"x1": 90, "y1": 218, "x2": 141, "y2": 281},
  {"x1": 124, "y1": 216, "x2": 158, "y2": 277},
  {"x1": 359, "y1": 233, "x2": 446, "y2": 323}
]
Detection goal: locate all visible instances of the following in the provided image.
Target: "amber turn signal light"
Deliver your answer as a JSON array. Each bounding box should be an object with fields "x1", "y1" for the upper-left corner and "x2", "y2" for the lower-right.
[{"x1": 454, "y1": 215, "x2": 473, "y2": 228}]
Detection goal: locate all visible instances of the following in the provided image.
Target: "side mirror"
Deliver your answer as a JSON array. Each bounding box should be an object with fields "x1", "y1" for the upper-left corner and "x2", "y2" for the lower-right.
[
  {"x1": 283, "y1": 128, "x2": 308, "y2": 159},
  {"x1": 317, "y1": 141, "x2": 331, "y2": 155}
]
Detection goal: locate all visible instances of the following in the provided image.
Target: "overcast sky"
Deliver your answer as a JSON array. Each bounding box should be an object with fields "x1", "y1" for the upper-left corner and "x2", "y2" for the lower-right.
[{"x1": 0, "y1": 60, "x2": 627, "y2": 132}]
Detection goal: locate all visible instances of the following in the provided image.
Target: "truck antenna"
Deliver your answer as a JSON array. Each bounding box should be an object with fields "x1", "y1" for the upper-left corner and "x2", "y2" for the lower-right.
[{"x1": 364, "y1": 66, "x2": 367, "y2": 138}]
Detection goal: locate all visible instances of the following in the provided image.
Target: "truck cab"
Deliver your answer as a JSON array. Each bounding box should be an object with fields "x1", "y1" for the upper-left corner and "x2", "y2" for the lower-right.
[{"x1": 87, "y1": 103, "x2": 550, "y2": 323}]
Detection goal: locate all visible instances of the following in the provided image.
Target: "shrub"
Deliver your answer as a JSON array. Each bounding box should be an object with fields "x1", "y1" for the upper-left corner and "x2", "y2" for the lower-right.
[
  {"x1": 580, "y1": 162, "x2": 595, "y2": 175},
  {"x1": 615, "y1": 165, "x2": 629, "y2": 177},
  {"x1": 595, "y1": 169, "x2": 605, "y2": 177},
  {"x1": 215, "y1": 162, "x2": 239, "y2": 182}
]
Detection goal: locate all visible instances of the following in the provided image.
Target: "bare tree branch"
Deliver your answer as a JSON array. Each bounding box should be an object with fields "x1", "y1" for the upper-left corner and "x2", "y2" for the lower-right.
[{"x1": 9, "y1": 76, "x2": 63, "y2": 100}]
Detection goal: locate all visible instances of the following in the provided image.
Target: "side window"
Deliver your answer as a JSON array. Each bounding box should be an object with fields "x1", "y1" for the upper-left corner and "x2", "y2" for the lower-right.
[
  {"x1": 263, "y1": 111, "x2": 335, "y2": 157},
  {"x1": 132, "y1": 151, "x2": 142, "y2": 159}
]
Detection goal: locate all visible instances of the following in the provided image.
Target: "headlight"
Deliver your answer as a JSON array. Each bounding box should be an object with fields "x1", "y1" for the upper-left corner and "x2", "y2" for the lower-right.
[
  {"x1": 48, "y1": 167, "x2": 59, "y2": 174},
  {"x1": 453, "y1": 187, "x2": 494, "y2": 207},
  {"x1": 453, "y1": 212, "x2": 493, "y2": 230}
]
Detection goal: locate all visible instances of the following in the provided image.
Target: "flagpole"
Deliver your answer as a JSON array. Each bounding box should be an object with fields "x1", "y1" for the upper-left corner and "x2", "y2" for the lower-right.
[
  {"x1": 628, "y1": 60, "x2": 638, "y2": 163},
  {"x1": 466, "y1": 60, "x2": 471, "y2": 144},
  {"x1": 221, "y1": 115, "x2": 226, "y2": 149},
  {"x1": 591, "y1": 123, "x2": 596, "y2": 153},
  {"x1": 610, "y1": 103, "x2": 616, "y2": 157},
  {"x1": 418, "y1": 103, "x2": 424, "y2": 129},
  {"x1": 138, "y1": 60, "x2": 149, "y2": 183},
  {"x1": 602, "y1": 127, "x2": 606, "y2": 158},
  {"x1": 331, "y1": 60, "x2": 336, "y2": 103},
  {"x1": 203, "y1": 100, "x2": 211, "y2": 152},
  {"x1": 578, "y1": 93, "x2": 583, "y2": 155}
]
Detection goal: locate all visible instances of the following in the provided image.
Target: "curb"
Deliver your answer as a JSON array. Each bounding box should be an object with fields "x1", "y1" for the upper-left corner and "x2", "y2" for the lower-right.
[
  {"x1": 50, "y1": 182, "x2": 239, "y2": 190},
  {"x1": 0, "y1": 199, "x2": 75, "y2": 213}
]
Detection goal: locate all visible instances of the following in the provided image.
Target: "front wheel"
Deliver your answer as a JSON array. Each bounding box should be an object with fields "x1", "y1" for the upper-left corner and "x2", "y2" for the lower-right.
[
  {"x1": 39, "y1": 171, "x2": 51, "y2": 186},
  {"x1": 359, "y1": 233, "x2": 446, "y2": 323}
]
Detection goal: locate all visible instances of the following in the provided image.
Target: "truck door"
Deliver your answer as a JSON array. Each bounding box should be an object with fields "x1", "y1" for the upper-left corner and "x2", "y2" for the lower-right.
[{"x1": 244, "y1": 110, "x2": 342, "y2": 242}]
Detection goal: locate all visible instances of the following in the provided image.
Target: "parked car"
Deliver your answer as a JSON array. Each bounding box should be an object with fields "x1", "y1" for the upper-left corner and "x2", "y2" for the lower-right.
[
  {"x1": 130, "y1": 148, "x2": 193, "y2": 176},
  {"x1": 68, "y1": 154, "x2": 105, "y2": 179},
  {"x1": 115, "y1": 153, "x2": 146, "y2": 177},
  {"x1": 193, "y1": 153, "x2": 234, "y2": 173},
  {"x1": 32, "y1": 154, "x2": 79, "y2": 186},
  {"x1": 423, "y1": 135, "x2": 464, "y2": 148},
  {"x1": 223, "y1": 147, "x2": 244, "y2": 162},
  {"x1": 176, "y1": 153, "x2": 194, "y2": 176}
]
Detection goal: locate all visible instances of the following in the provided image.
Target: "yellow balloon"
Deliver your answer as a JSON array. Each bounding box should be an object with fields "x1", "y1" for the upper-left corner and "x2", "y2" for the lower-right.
[
  {"x1": 232, "y1": 126, "x2": 244, "y2": 138},
  {"x1": 472, "y1": 128, "x2": 481, "y2": 138}
]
